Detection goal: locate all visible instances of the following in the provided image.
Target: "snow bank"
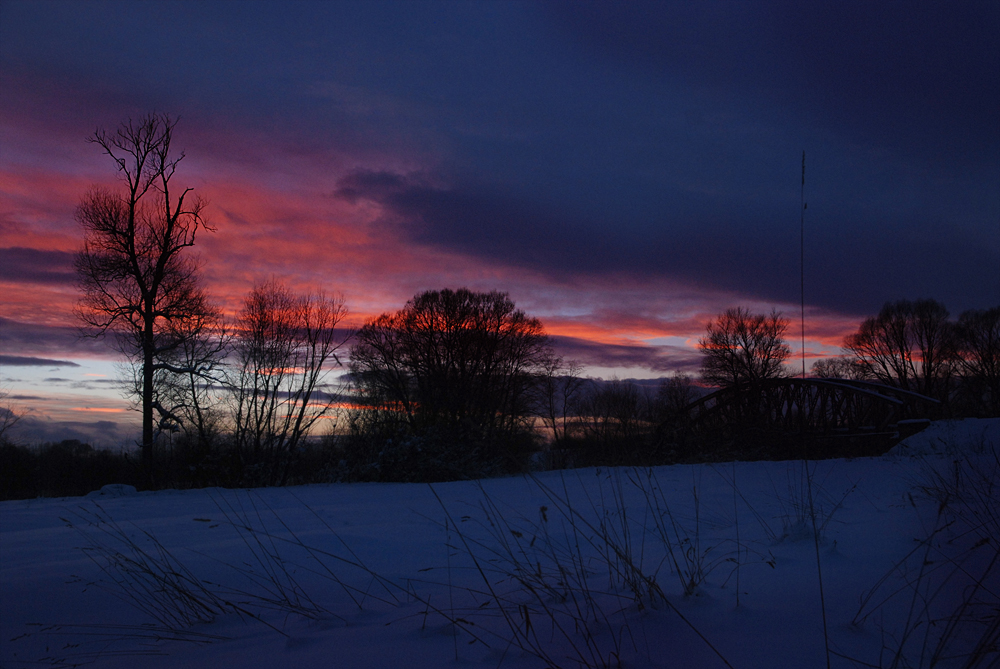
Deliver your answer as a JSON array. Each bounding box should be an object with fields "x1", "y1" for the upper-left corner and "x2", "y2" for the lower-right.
[
  {"x1": 888, "y1": 417, "x2": 1000, "y2": 457},
  {"x1": 2, "y1": 421, "x2": 996, "y2": 668}
]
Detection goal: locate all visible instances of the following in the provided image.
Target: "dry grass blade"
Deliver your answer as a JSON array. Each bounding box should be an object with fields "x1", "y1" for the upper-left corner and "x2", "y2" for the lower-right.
[
  {"x1": 416, "y1": 472, "x2": 737, "y2": 669},
  {"x1": 846, "y1": 439, "x2": 1000, "y2": 669},
  {"x1": 62, "y1": 504, "x2": 231, "y2": 630}
]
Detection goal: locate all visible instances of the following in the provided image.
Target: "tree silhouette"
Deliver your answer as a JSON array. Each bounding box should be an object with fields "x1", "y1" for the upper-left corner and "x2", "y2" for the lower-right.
[
  {"x1": 536, "y1": 358, "x2": 585, "y2": 447},
  {"x1": 699, "y1": 307, "x2": 791, "y2": 388},
  {"x1": 0, "y1": 388, "x2": 21, "y2": 445},
  {"x1": 229, "y1": 280, "x2": 348, "y2": 485},
  {"x1": 75, "y1": 114, "x2": 214, "y2": 465},
  {"x1": 576, "y1": 379, "x2": 651, "y2": 449},
  {"x1": 349, "y1": 288, "x2": 551, "y2": 472},
  {"x1": 655, "y1": 374, "x2": 699, "y2": 420},
  {"x1": 810, "y1": 355, "x2": 871, "y2": 380},
  {"x1": 149, "y1": 306, "x2": 228, "y2": 451},
  {"x1": 955, "y1": 306, "x2": 1000, "y2": 416},
  {"x1": 842, "y1": 299, "x2": 955, "y2": 400}
]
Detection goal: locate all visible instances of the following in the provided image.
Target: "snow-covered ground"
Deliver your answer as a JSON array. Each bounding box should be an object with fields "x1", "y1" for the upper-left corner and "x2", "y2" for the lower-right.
[{"x1": 2, "y1": 419, "x2": 997, "y2": 668}]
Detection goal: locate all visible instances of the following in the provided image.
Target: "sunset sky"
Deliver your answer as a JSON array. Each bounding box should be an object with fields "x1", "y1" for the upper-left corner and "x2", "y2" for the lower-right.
[{"x1": 2, "y1": 1, "x2": 998, "y2": 445}]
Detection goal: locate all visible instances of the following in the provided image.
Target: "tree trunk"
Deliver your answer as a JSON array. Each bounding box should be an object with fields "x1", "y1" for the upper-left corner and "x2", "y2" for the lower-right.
[{"x1": 143, "y1": 318, "x2": 155, "y2": 471}]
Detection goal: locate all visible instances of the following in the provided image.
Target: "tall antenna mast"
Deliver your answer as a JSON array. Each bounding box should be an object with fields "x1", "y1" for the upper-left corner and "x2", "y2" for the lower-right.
[{"x1": 800, "y1": 151, "x2": 806, "y2": 379}]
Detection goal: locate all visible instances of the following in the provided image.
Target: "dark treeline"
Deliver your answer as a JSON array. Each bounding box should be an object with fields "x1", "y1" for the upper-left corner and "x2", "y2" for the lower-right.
[
  {"x1": 4, "y1": 293, "x2": 995, "y2": 500},
  {"x1": 689, "y1": 300, "x2": 999, "y2": 419}
]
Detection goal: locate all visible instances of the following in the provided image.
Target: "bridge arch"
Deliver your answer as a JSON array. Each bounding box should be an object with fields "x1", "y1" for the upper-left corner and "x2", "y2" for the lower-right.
[{"x1": 672, "y1": 378, "x2": 939, "y2": 457}]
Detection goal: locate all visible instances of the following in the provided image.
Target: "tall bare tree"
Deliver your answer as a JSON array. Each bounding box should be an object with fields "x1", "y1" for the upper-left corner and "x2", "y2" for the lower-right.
[
  {"x1": 699, "y1": 307, "x2": 791, "y2": 388},
  {"x1": 75, "y1": 114, "x2": 214, "y2": 464},
  {"x1": 229, "y1": 280, "x2": 348, "y2": 485}
]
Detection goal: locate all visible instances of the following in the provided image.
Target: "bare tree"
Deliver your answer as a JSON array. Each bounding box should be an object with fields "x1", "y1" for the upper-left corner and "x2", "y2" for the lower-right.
[
  {"x1": 651, "y1": 374, "x2": 700, "y2": 447},
  {"x1": 0, "y1": 388, "x2": 22, "y2": 444},
  {"x1": 655, "y1": 374, "x2": 699, "y2": 419},
  {"x1": 699, "y1": 307, "x2": 791, "y2": 388},
  {"x1": 229, "y1": 280, "x2": 348, "y2": 485},
  {"x1": 842, "y1": 299, "x2": 956, "y2": 400},
  {"x1": 350, "y1": 289, "x2": 551, "y2": 434},
  {"x1": 955, "y1": 307, "x2": 1000, "y2": 416},
  {"x1": 576, "y1": 379, "x2": 651, "y2": 447},
  {"x1": 810, "y1": 356, "x2": 871, "y2": 380},
  {"x1": 537, "y1": 357, "x2": 585, "y2": 447},
  {"x1": 75, "y1": 113, "x2": 214, "y2": 464},
  {"x1": 349, "y1": 288, "x2": 552, "y2": 471}
]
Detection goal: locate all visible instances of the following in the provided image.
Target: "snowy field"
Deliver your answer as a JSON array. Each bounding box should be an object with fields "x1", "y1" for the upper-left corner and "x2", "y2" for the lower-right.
[{"x1": 2, "y1": 419, "x2": 998, "y2": 669}]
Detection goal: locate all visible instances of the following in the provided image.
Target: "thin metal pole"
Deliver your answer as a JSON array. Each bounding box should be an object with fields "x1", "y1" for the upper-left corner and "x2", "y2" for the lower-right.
[
  {"x1": 800, "y1": 150, "x2": 831, "y2": 669},
  {"x1": 800, "y1": 151, "x2": 806, "y2": 379}
]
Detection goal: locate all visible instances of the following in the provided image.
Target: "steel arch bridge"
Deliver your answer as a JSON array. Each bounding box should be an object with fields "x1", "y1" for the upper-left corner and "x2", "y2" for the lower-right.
[{"x1": 678, "y1": 378, "x2": 939, "y2": 449}]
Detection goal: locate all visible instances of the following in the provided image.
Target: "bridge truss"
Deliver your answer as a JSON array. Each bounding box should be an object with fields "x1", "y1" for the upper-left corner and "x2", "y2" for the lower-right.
[{"x1": 675, "y1": 378, "x2": 940, "y2": 457}]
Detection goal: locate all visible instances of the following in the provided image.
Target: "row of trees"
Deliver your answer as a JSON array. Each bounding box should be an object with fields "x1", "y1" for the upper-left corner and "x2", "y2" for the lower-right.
[
  {"x1": 73, "y1": 116, "x2": 567, "y2": 481},
  {"x1": 697, "y1": 301, "x2": 1000, "y2": 416},
  {"x1": 87, "y1": 275, "x2": 349, "y2": 486}
]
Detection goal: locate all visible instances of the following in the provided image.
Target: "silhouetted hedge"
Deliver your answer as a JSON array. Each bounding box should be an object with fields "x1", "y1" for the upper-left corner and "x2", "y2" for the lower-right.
[
  {"x1": 0, "y1": 436, "x2": 345, "y2": 500},
  {"x1": 0, "y1": 440, "x2": 142, "y2": 500},
  {"x1": 332, "y1": 421, "x2": 539, "y2": 483}
]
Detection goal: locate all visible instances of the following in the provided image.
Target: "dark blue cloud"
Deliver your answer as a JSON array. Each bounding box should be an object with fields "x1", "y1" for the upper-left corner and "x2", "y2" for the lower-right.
[
  {"x1": 3, "y1": 0, "x2": 998, "y2": 322},
  {"x1": 7, "y1": 415, "x2": 135, "y2": 448},
  {"x1": 0, "y1": 356, "x2": 79, "y2": 368},
  {"x1": 336, "y1": 170, "x2": 999, "y2": 315},
  {"x1": 0, "y1": 319, "x2": 110, "y2": 358},
  {"x1": 551, "y1": 336, "x2": 702, "y2": 375},
  {"x1": 0, "y1": 248, "x2": 75, "y2": 286}
]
